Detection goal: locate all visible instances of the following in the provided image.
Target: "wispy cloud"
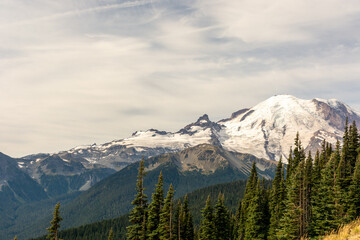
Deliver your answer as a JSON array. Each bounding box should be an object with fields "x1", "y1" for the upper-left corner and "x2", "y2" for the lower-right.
[{"x1": 1, "y1": 0, "x2": 360, "y2": 156}]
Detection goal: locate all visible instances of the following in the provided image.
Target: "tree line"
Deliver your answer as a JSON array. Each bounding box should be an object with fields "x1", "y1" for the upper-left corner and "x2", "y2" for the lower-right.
[{"x1": 127, "y1": 119, "x2": 360, "y2": 240}]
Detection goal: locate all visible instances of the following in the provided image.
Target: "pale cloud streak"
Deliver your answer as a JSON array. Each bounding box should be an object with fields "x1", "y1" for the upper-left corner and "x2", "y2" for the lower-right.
[{"x1": 1, "y1": 0, "x2": 360, "y2": 157}]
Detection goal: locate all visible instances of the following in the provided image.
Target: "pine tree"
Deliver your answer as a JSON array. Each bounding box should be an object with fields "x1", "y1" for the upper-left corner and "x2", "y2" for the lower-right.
[
  {"x1": 199, "y1": 195, "x2": 215, "y2": 240},
  {"x1": 303, "y1": 152, "x2": 313, "y2": 236},
  {"x1": 233, "y1": 200, "x2": 242, "y2": 240},
  {"x1": 278, "y1": 157, "x2": 305, "y2": 239},
  {"x1": 108, "y1": 227, "x2": 114, "y2": 240},
  {"x1": 238, "y1": 161, "x2": 258, "y2": 240},
  {"x1": 47, "y1": 202, "x2": 63, "y2": 240},
  {"x1": 244, "y1": 179, "x2": 266, "y2": 240},
  {"x1": 214, "y1": 193, "x2": 231, "y2": 240},
  {"x1": 182, "y1": 195, "x2": 194, "y2": 240},
  {"x1": 147, "y1": 172, "x2": 164, "y2": 240},
  {"x1": 311, "y1": 152, "x2": 338, "y2": 236},
  {"x1": 348, "y1": 156, "x2": 360, "y2": 220},
  {"x1": 159, "y1": 184, "x2": 175, "y2": 240},
  {"x1": 127, "y1": 159, "x2": 148, "y2": 240},
  {"x1": 268, "y1": 157, "x2": 285, "y2": 239},
  {"x1": 173, "y1": 200, "x2": 182, "y2": 240},
  {"x1": 349, "y1": 121, "x2": 359, "y2": 172}
]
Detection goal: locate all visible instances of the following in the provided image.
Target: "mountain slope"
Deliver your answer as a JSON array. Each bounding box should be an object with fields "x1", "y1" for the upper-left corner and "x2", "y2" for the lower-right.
[
  {"x1": 0, "y1": 152, "x2": 48, "y2": 233},
  {"x1": 20, "y1": 95, "x2": 359, "y2": 172},
  {"x1": 46, "y1": 144, "x2": 277, "y2": 230}
]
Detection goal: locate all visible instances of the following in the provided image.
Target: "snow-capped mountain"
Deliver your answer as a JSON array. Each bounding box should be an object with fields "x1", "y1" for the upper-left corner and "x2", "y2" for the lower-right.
[
  {"x1": 218, "y1": 95, "x2": 360, "y2": 161},
  {"x1": 18, "y1": 95, "x2": 360, "y2": 184}
]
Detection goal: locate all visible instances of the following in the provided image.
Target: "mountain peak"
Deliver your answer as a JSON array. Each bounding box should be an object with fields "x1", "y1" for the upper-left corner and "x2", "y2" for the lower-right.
[{"x1": 196, "y1": 114, "x2": 210, "y2": 123}]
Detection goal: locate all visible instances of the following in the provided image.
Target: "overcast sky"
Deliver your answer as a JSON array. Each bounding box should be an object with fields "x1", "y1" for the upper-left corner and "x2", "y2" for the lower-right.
[{"x1": 1, "y1": 0, "x2": 360, "y2": 157}]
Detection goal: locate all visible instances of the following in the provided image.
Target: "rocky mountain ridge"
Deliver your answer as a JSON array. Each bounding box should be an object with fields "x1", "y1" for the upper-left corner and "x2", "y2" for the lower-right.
[{"x1": 7, "y1": 95, "x2": 360, "y2": 195}]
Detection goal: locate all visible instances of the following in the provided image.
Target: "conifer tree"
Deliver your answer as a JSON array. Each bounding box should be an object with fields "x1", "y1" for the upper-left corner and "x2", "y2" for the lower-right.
[
  {"x1": 127, "y1": 159, "x2": 148, "y2": 240},
  {"x1": 349, "y1": 121, "x2": 359, "y2": 172},
  {"x1": 173, "y1": 200, "x2": 182, "y2": 240},
  {"x1": 199, "y1": 195, "x2": 215, "y2": 240},
  {"x1": 182, "y1": 195, "x2": 194, "y2": 240},
  {"x1": 233, "y1": 200, "x2": 242, "y2": 240},
  {"x1": 348, "y1": 157, "x2": 360, "y2": 220},
  {"x1": 303, "y1": 152, "x2": 313, "y2": 236},
  {"x1": 159, "y1": 184, "x2": 175, "y2": 240},
  {"x1": 268, "y1": 158, "x2": 285, "y2": 239},
  {"x1": 244, "y1": 179, "x2": 266, "y2": 240},
  {"x1": 147, "y1": 172, "x2": 164, "y2": 240},
  {"x1": 238, "y1": 161, "x2": 258, "y2": 240},
  {"x1": 108, "y1": 227, "x2": 114, "y2": 240},
  {"x1": 311, "y1": 153, "x2": 338, "y2": 236},
  {"x1": 47, "y1": 202, "x2": 63, "y2": 240},
  {"x1": 278, "y1": 154, "x2": 305, "y2": 239},
  {"x1": 214, "y1": 193, "x2": 231, "y2": 240}
]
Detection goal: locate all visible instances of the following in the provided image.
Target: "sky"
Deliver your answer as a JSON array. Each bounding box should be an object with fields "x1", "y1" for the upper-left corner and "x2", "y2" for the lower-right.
[{"x1": 1, "y1": 0, "x2": 360, "y2": 157}]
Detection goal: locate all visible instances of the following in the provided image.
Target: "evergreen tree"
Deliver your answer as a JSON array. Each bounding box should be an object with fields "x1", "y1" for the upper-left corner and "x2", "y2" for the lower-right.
[
  {"x1": 303, "y1": 152, "x2": 313, "y2": 236},
  {"x1": 147, "y1": 172, "x2": 164, "y2": 240},
  {"x1": 127, "y1": 159, "x2": 148, "y2": 240},
  {"x1": 238, "y1": 161, "x2": 258, "y2": 240},
  {"x1": 47, "y1": 202, "x2": 63, "y2": 240},
  {"x1": 244, "y1": 179, "x2": 266, "y2": 240},
  {"x1": 173, "y1": 200, "x2": 182, "y2": 240},
  {"x1": 108, "y1": 227, "x2": 114, "y2": 240},
  {"x1": 182, "y1": 195, "x2": 194, "y2": 240},
  {"x1": 232, "y1": 200, "x2": 242, "y2": 240},
  {"x1": 159, "y1": 184, "x2": 175, "y2": 240},
  {"x1": 199, "y1": 195, "x2": 215, "y2": 240},
  {"x1": 214, "y1": 193, "x2": 231, "y2": 240},
  {"x1": 349, "y1": 121, "x2": 359, "y2": 172},
  {"x1": 268, "y1": 158, "x2": 285, "y2": 239},
  {"x1": 278, "y1": 156, "x2": 305, "y2": 239},
  {"x1": 311, "y1": 153, "x2": 338, "y2": 236},
  {"x1": 348, "y1": 157, "x2": 360, "y2": 220}
]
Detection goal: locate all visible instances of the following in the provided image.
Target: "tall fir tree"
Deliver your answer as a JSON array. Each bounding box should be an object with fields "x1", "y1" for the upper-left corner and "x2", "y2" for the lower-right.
[
  {"x1": 303, "y1": 152, "x2": 313, "y2": 236},
  {"x1": 127, "y1": 159, "x2": 148, "y2": 240},
  {"x1": 199, "y1": 195, "x2": 215, "y2": 240},
  {"x1": 244, "y1": 179, "x2": 266, "y2": 240},
  {"x1": 349, "y1": 121, "x2": 359, "y2": 172},
  {"x1": 311, "y1": 152, "x2": 338, "y2": 236},
  {"x1": 238, "y1": 161, "x2": 258, "y2": 240},
  {"x1": 268, "y1": 157, "x2": 286, "y2": 239},
  {"x1": 47, "y1": 202, "x2": 63, "y2": 240},
  {"x1": 278, "y1": 135, "x2": 307, "y2": 240},
  {"x1": 173, "y1": 200, "x2": 182, "y2": 240},
  {"x1": 147, "y1": 172, "x2": 164, "y2": 240},
  {"x1": 348, "y1": 156, "x2": 360, "y2": 220},
  {"x1": 232, "y1": 200, "x2": 242, "y2": 240},
  {"x1": 214, "y1": 193, "x2": 231, "y2": 240},
  {"x1": 159, "y1": 184, "x2": 175, "y2": 240},
  {"x1": 181, "y1": 195, "x2": 194, "y2": 240}
]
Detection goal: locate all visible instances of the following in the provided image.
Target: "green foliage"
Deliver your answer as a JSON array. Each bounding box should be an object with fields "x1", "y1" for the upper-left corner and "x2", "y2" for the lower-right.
[
  {"x1": 30, "y1": 214, "x2": 129, "y2": 240},
  {"x1": 107, "y1": 227, "x2": 114, "y2": 240},
  {"x1": 147, "y1": 172, "x2": 164, "y2": 240},
  {"x1": 199, "y1": 196, "x2": 215, "y2": 240},
  {"x1": 268, "y1": 158, "x2": 285, "y2": 239},
  {"x1": 47, "y1": 203, "x2": 63, "y2": 240},
  {"x1": 127, "y1": 159, "x2": 148, "y2": 240},
  {"x1": 159, "y1": 184, "x2": 175, "y2": 240},
  {"x1": 214, "y1": 193, "x2": 231, "y2": 240}
]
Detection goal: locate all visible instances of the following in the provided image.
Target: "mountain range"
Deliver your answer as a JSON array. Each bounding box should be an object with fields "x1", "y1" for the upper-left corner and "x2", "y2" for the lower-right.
[
  {"x1": 1, "y1": 94, "x2": 360, "y2": 239},
  {"x1": 3, "y1": 95, "x2": 359, "y2": 197}
]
